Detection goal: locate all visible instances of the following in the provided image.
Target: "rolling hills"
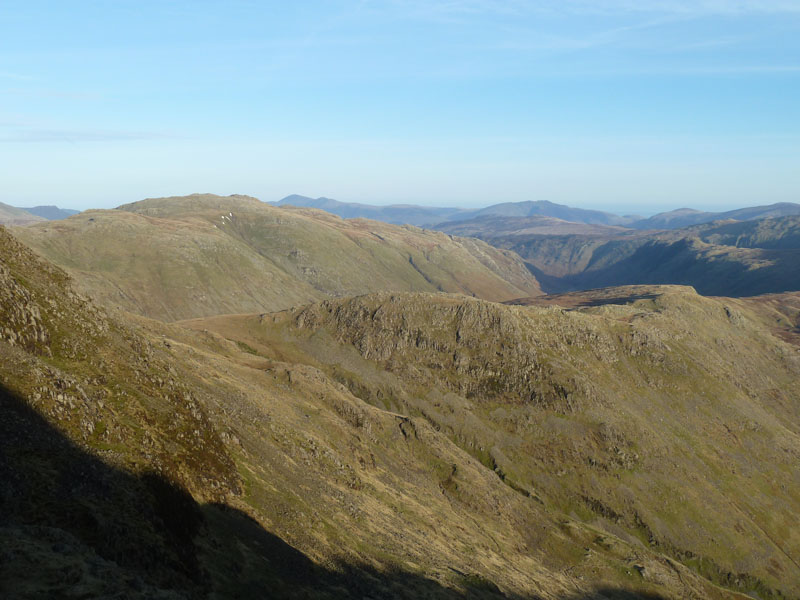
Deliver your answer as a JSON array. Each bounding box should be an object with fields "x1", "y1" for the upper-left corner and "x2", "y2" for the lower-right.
[
  {"x1": 14, "y1": 194, "x2": 541, "y2": 321},
  {"x1": 279, "y1": 194, "x2": 800, "y2": 231}
]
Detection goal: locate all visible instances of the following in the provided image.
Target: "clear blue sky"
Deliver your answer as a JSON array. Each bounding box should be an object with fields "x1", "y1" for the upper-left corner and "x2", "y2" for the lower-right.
[{"x1": 1, "y1": 1, "x2": 799, "y2": 214}]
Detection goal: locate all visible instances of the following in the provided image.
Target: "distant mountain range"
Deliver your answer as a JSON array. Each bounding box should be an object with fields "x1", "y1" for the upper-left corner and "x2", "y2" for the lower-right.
[
  {"x1": 277, "y1": 195, "x2": 641, "y2": 227},
  {"x1": 436, "y1": 215, "x2": 630, "y2": 238},
  {"x1": 22, "y1": 205, "x2": 80, "y2": 220},
  {"x1": 277, "y1": 194, "x2": 800, "y2": 230},
  {"x1": 275, "y1": 194, "x2": 464, "y2": 226},
  {"x1": 0, "y1": 202, "x2": 79, "y2": 225},
  {"x1": 453, "y1": 200, "x2": 641, "y2": 227},
  {"x1": 7, "y1": 192, "x2": 800, "y2": 299},
  {"x1": 5, "y1": 193, "x2": 799, "y2": 232}
]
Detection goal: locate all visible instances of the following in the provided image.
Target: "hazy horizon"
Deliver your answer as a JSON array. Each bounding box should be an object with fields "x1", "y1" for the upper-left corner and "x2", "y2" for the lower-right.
[
  {"x1": 2, "y1": 1, "x2": 799, "y2": 212},
  {"x1": 10, "y1": 190, "x2": 800, "y2": 219}
]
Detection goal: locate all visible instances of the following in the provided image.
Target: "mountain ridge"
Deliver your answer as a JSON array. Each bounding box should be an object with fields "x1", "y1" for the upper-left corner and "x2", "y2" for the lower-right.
[
  {"x1": 278, "y1": 194, "x2": 800, "y2": 230},
  {"x1": 13, "y1": 194, "x2": 541, "y2": 321},
  {"x1": 19, "y1": 205, "x2": 81, "y2": 220},
  {"x1": 276, "y1": 194, "x2": 466, "y2": 226},
  {"x1": 0, "y1": 202, "x2": 80, "y2": 225},
  {"x1": 631, "y1": 202, "x2": 800, "y2": 230}
]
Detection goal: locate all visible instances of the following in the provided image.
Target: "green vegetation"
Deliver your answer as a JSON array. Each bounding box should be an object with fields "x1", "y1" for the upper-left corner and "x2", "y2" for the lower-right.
[
  {"x1": 188, "y1": 285, "x2": 800, "y2": 599},
  {"x1": 13, "y1": 194, "x2": 540, "y2": 321}
]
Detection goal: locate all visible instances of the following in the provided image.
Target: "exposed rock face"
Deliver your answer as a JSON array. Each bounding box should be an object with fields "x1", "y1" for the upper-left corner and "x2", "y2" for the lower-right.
[
  {"x1": 0, "y1": 259, "x2": 50, "y2": 352},
  {"x1": 293, "y1": 293, "x2": 602, "y2": 410},
  {"x1": 291, "y1": 290, "x2": 690, "y2": 412}
]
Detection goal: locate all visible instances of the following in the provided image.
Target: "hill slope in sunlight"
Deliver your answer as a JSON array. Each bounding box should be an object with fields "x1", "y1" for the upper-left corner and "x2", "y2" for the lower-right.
[
  {"x1": 187, "y1": 286, "x2": 800, "y2": 600},
  {"x1": 14, "y1": 194, "x2": 540, "y2": 321}
]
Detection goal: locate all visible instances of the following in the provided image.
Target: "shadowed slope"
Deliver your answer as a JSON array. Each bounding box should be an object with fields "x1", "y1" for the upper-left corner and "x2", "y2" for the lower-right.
[
  {"x1": 2, "y1": 383, "x2": 556, "y2": 599},
  {"x1": 0, "y1": 376, "x2": 684, "y2": 599}
]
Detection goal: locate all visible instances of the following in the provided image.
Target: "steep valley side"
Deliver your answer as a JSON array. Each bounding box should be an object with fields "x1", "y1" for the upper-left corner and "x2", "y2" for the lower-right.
[
  {"x1": 185, "y1": 287, "x2": 800, "y2": 599},
  {"x1": 435, "y1": 216, "x2": 800, "y2": 296}
]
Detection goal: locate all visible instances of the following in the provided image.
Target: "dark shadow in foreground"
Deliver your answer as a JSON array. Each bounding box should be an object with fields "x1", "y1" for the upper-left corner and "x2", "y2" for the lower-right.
[{"x1": 0, "y1": 383, "x2": 670, "y2": 599}]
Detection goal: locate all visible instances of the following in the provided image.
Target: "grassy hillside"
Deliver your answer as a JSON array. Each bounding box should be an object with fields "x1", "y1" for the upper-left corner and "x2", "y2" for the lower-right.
[
  {"x1": 436, "y1": 215, "x2": 631, "y2": 238},
  {"x1": 186, "y1": 286, "x2": 800, "y2": 599},
  {"x1": 13, "y1": 194, "x2": 540, "y2": 321},
  {"x1": 2, "y1": 225, "x2": 753, "y2": 599}
]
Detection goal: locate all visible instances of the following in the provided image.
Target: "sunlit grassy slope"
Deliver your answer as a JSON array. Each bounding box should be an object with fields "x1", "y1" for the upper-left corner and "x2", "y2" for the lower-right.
[
  {"x1": 186, "y1": 286, "x2": 800, "y2": 599},
  {"x1": 14, "y1": 194, "x2": 541, "y2": 321}
]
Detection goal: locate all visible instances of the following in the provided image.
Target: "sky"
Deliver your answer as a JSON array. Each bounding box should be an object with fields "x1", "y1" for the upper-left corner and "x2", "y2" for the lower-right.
[{"x1": 1, "y1": 1, "x2": 799, "y2": 214}]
